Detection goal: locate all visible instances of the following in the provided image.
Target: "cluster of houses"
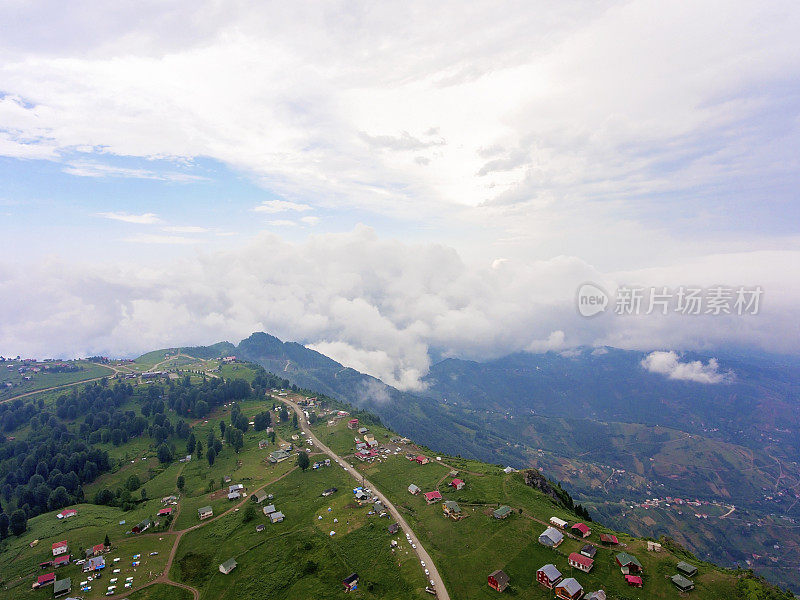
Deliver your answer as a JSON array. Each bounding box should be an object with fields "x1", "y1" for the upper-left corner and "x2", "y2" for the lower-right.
[
  {"x1": 35, "y1": 536, "x2": 112, "y2": 596},
  {"x1": 269, "y1": 448, "x2": 292, "y2": 463},
  {"x1": 672, "y1": 561, "x2": 698, "y2": 592},
  {"x1": 407, "y1": 477, "x2": 467, "y2": 521},
  {"x1": 227, "y1": 483, "x2": 246, "y2": 500},
  {"x1": 533, "y1": 564, "x2": 606, "y2": 599}
]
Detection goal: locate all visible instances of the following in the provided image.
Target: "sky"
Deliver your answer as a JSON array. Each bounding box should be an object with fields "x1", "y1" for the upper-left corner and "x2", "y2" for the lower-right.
[{"x1": 1, "y1": 1, "x2": 799, "y2": 389}]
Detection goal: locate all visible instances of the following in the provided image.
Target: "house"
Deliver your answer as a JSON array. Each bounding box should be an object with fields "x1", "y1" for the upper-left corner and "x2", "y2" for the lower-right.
[
  {"x1": 424, "y1": 491, "x2": 442, "y2": 504},
  {"x1": 677, "y1": 561, "x2": 698, "y2": 577},
  {"x1": 488, "y1": 569, "x2": 510, "y2": 592},
  {"x1": 571, "y1": 522, "x2": 591, "y2": 538},
  {"x1": 580, "y1": 544, "x2": 597, "y2": 559},
  {"x1": 229, "y1": 484, "x2": 244, "y2": 493},
  {"x1": 83, "y1": 556, "x2": 105, "y2": 572},
  {"x1": 599, "y1": 533, "x2": 618, "y2": 545},
  {"x1": 322, "y1": 488, "x2": 338, "y2": 497},
  {"x1": 503, "y1": 466, "x2": 515, "y2": 473},
  {"x1": 269, "y1": 449, "x2": 291, "y2": 463},
  {"x1": 53, "y1": 555, "x2": 70, "y2": 567},
  {"x1": 269, "y1": 511, "x2": 285, "y2": 523},
  {"x1": 131, "y1": 518, "x2": 152, "y2": 533},
  {"x1": 671, "y1": 574, "x2": 694, "y2": 592},
  {"x1": 228, "y1": 491, "x2": 241, "y2": 500},
  {"x1": 52, "y1": 541, "x2": 68, "y2": 556},
  {"x1": 247, "y1": 489, "x2": 267, "y2": 504},
  {"x1": 450, "y1": 478, "x2": 465, "y2": 490},
  {"x1": 536, "y1": 564, "x2": 562, "y2": 589},
  {"x1": 408, "y1": 484, "x2": 421, "y2": 495},
  {"x1": 179, "y1": 454, "x2": 192, "y2": 463},
  {"x1": 52, "y1": 578, "x2": 71, "y2": 598},
  {"x1": 161, "y1": 495, "x2": 178, "y2": 504},
  {"x1": 615, "y1": 552, "x2": 643, "y2": 574},
  {"x1": 388, "y1": 523, "x2": 399, "y2": 535},
  {"x1": 57, "y1": 509, "x2": 77, "y2": 520},
  {"x1": 550, "y1": 516, "x2": 568, "y2": 529},
  {"x1": 343, "y1": 572, "x2": 359, "y2": 592},
  {"x1": 224, "y1": 475, "x2": 232, "y2": 483},
  {"x1": 259, "y1": 439, "x2": 270, "y2": 449},
  {"x1": 364, "y1": 433, "x2": 375, "y2": 443},
  {"x1": 347, "y1": 419, "x2": 359, "y2": 429},
  {"x1": 568, "y1": 552, "x2": 594, "y2": 572},
  {"x1": 625, "y1": 575, "x2": 643, "y2": 588},
  {"x1": 555, "y1": 577, "x2": 584, "y2": 600},
  {"x1": 87, "y1": 543, "x2": 105, "y2": 557},
  {"x1": 358, "y1": 426, "x2": 368, "y2": 434},
  {"x1": 263, "y1": 504, "x2": 277, "y2": 515},
  {"x1": 647, "y1": 540, "x2": 662, "y2": 551},
  {"x1": 493, "y1": 505, "x2": 513, "y2": 519},
  {"x1": 443, "y1": 500, "x2": 462, "y2": 519},
  {"x1": 416, "y1": 455, "x2": 429, "y2": 465},
  {"x1": 198, "y1": 506, "x2": 213, "y2": 520},
  {"x1": 158, "y1": 507, "x2": 173, "y2": 516},
  {"x1": 538, "y1": 527, "x2": 564, "y2": 548},
  {"x1": 256, "y1": 524, "x2": 266, "y2": 532},
  {"x1": 219, "y1": 558, "x2": 237, "y2": 574},
  {"x1": 36, "y1": 573, "x2": 56, "y2": 587},
  {"x1": 585, "y1": 592, "x2": 607, "y2": 600}
]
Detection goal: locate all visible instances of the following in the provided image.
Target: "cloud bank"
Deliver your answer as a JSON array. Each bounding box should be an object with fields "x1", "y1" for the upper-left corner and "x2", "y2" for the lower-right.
[{"x1": 641, "y1": 351, "x2": 732, "y2": 384}]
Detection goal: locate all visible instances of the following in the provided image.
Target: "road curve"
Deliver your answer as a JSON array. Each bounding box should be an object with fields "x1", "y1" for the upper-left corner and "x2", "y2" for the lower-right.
[{"x1": 279, "y1": 396, "x2": 450, "y2": 600}]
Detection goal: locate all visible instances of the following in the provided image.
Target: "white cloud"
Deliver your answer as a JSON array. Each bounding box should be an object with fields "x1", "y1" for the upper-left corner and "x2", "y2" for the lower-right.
[
  {"x1": 300, "y1": 216, "x2": 320, "y2": 226},
  {"x1": 641, "y1": 351, "x2": 732, "y2": 384},
  {"x1": 123, "y1": 234, "x2": 196, "y2": 245},
  {"x1": 97, "y1": 212, "x2": 161, "y2": 224},
  {"x1": 526, "y1": 331, "x2": 567, "y2": 353},
  {"x1": 63, "y1": 160, "x2": 206, "y2": 182},
  {"x1": 253, "y1": 200, "x2": 312, "y2": 214},
  {"x1": 266, "y1": 220, "x2": 297, "y2": 227},
  {"x1": 161, "y1": 225, "x2": 208, "y2": 233}
]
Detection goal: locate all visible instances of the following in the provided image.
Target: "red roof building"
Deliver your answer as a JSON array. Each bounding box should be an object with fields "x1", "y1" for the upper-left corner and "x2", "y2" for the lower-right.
[
  {"x1": 347, "y1": 419, "x2": 359, "y2": 429},
  {"x1": 37, "y1": 573, "x2": 56, "y2": 586},
  {"x1": 57, "y1": 509, "x2": 77, "y2": 519},
  {"x1": 158, "y1": 507, "x2": 173, "y2": 516},
  {"x1": 450, "y1": 478, "x2": 465, "y2": 490},
  {"x1": 423, "y1": 491, "x2": 442, "y2": 504},
  {"x1": 416, "y1": 455, "x2": 429, "y2": 465},
  {"x1": 625, "y1": 575, "x2": 643, "y2": 587},
  {"x1": 53, "y1": 555, "x2": 70, "y2": 566},
  {"x1": 571, "y1": 522, "x2": 591, "y2": 537},
  {"x1": 600, "y1": 533, "x2": 619, "y2": 544},
  {"x1": 51, "y1": 541, "x2": 68, "y2": 556},
  {"x1": 568, "y1": 552, "x2": 594, "y2": 572}
]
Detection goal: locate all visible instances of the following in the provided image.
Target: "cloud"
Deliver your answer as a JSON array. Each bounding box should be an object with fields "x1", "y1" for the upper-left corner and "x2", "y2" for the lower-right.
[
  {"x1": 122, "y1": 234, "x2": 196, "y2": 245},
  {"x1": 266, "y1": 220, "x2": 297, "y2": 227},
  {"x1": 300, "y1": 216, "x2": 320, "y2": 226},
  {"x1": 253, "y1": 200, "x2": 312, "y2": 214},
  {"x1": 526, "y1": 330, "x2": 567, "y2": 353},
  {"x1": 161, "y1": 225, "x2": 208, "y2": 233},
  {"x1": 63, "y1": 160, "x2": 207, "y2": 182},
  {"x1": 641, "y1": 351, "x2": 732, "y2": 384},
  {"x1": 97, "y1": 212, "x2": 161, "y2": 224}
]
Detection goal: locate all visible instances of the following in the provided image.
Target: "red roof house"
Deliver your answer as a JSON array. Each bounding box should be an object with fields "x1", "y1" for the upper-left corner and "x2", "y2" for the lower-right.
[
  {"x1": 625, "y1": 575, "x2": 643, "y2": 587},
  {"x1": 53, "y1": 555, "x2": 70, "y2": 567},
  {"x1": 571, "y1": 522, "x2": 591, "y2": 538},
  {"x1": 347, "y1": 419, "x2": 359, "y2": 429},
  {"x1": 568, "y1": 552, "x2": 594, "y2": 572},
  {"x1": 158, "y1": 507, "x2": 173, "y2": 516},
  {"x1": 51, "y1": 541, "x2": 68, "y2": 556},
  {"x1": 600, "y1": 533, "x2": 619, "y2": 545},
  {"x1": 37, "y1": 573, "x2": 56, "y2": 587},
  {"x1": 450, "y1": 478, "x2": 465, "y2": 490},
  {"x1": 57, "y1": 509, "x2": 77, "y2": 519},
  {"x1": 423, "y1": 491, "x2": 442, "y2": 504},
  {"x1": 416, "y1": 455, "x2": 429, "y2": 465}
]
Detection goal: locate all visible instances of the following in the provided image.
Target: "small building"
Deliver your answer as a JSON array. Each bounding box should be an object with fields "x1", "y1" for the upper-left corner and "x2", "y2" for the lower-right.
[
  {"x1": 615, "y1": 552, "x2": 643, "y2": 574},
  {"x1": 347, "y1": 419, "x2": 359, "y2": 430},
  {"x1": 322, "y1": 487, "x2": 338, "y2": 497},
  {"x1": 263, "y1": 504, "x2": 277, "y2": 515},
  {"x1": 585, "y1": 591, "x2": 607, "y2": 600},
  {"x1": 229, "y1": 484, "x2": 244, "y2": 493},
  {"x1": 647, "y1": 540, "x2": 662, "y2": 551},
  {"x1": 269, "y1": 449, "x2": 291, "y2": 463},
  {"x1": 424, "y1": 491, "x2": 442, "y2": 504},
  {"x1": 677, "y1": 561, "x2": 698, "y2": 577},
  {"x1": 87, "y1": 543, "x2": 105, "y2": 557},
  {"x1": 671, "y1": 574, "x2": 694, "y2": 592},
  {"x1": 219, "y1": 558, "x2": 237, "y2": 574},
  {"x1": 538, "y1": 526, "x2": 564, "y2": 548},
  {"x1": 443, "y1": 500, "x2": 462, "y2": 519},
  {"x1": 568, "y1": 552, "x2": 594, "y2": 573},
  {"x1": 52, "y1": 578, "x2": 71, "y2": 598},
  {"x1": 158, "y1": 507, "x2": 173, "y2": 516},
  {"x1": 53, "y1": 555, "x2": 70, "y2": 567},
  {"x1": 269, "y1": 511, "x2": 285, "y2": 523},
  {"x1": 57, "y1": 509, "x2": 77, "y2": 520},
  {"x1": 198, "y1": 506, "x2": 213, "y2": 520},
  {"x1": 416, "y1": 455, "x2": 429, "y2": 465},
  {"x1": 408, "y1": 484, "x2": 421, "y2": 495},
  {"x1": 259, "y1": 439, "x2": 270, "y2": 449},
  {"x1": 550, "y1": 516, "x2": 568, "y2": 529},
  {"x1": 450, "y1": 478, "x2": 465, "y2": 490},
  {"x1": 599, "y1": 533, "x2": 618, "y2": 545},
  {"x1": 358, "y1": 427, "x2": 368, "y2": 434},
  {"x1": 36, "y1": 573, "x2": 56, "y2": 587},
  {"x1": 131, "y1": 518, "x2": 152, "y2": 533},
  {"x1": 83, "y1": 556, "x2": 105, "y2": 572},
  {"x1": 52, "y1": 541, "x2": 68, "y2": 557},
  {"x1": 625, "y1": 574, "x2": 643, "y2": 588},
  {"x1": 488, "y1": 569, "x2": 510, "y2": 592},
  {"x1": 555, "y1": 577, "x2": 584, "y2": 600},
  {"x1": 228, "y1": 491, "x2": 241, "y2": 500},
  {"x1": 256, "y1": 524, "x2": 266, "y2": 532},
  {"x1": 343, "y1": 572, "x2": 359, "y2": 592},
  {"x1": 388, "y1": 523, "x2": 399, "y2": 535},
  {"x1": 250, "y1": 489, "x2": 268, "y2": 503},
  {"x1": 571, "y1": 522, "x2": 591, "y2": 538},
  {"x1": 493, "y1": 505, "x2": 513, "y2": 520},
  {"x1": 580, "y1": 544, "x2": 597, "y2": 559},
  {"x1": 536, "y1": 564, "x2": 562, "y2": 589}
]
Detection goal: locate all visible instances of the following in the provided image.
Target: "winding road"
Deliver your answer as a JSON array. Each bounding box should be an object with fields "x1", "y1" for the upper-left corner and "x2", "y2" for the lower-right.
[{"x1": 279, "y1": 396, "x2": 451, "y2": 600}]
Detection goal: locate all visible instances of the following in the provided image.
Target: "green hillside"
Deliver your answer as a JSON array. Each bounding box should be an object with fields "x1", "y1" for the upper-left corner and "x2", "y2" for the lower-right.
[{"x1": 0, "y1": 353, "x2": 793, "y2": 600}]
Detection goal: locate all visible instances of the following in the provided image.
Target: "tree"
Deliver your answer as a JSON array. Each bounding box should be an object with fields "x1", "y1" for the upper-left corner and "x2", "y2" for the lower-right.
[
  {"x1": 10, "y1": 509, "x2": 27, "y2": 536},
  {"x1": 297, "y1": 452, "x2": 310, "y2": 471},
  {"x1": 254, "y1": 411, "x2": 271, "y2": 431},
  {"x1": 279, "y1": 407, "x2": 289, "y2": 422},
  {"x1": 0, "y1": 512, "x2": 9, "y2": 539},
  {"x1": 186, "y1": 432, "x2": 196, "y2": 455},
  {"x1": 291, "y1": 412, "x2": 298, "y2": 428},
  {"x1": 140, "y1": 487, "x2": 148, "y2": 501},
  {"x1": 126, "y1": 474, "x2": 141, "y2": 491},
  {"x1": 219, "y1": 421, "x2": 226, "y2": 437},
  {"x1": 94, "y1": 489, "x2": 115, "y2": 506},
  {"x1": 47, "y1": 486, "x2": 70, "y2": 511},
  {"x1": 242, "y1": 503, "x2": 256, "y2": 523},
  {"x1": 104, "y1": 533, "x2": 110, "y2": 547},
  {"x1": 177, "y1": 476, "x2": 185, "y2": 492},
  {"x1": 195, "y1": 440, "x2": 203, "y2": 459},
  {"x1": 157, "y1": 444, "x2": 173, "y2": 464},
  {"x1": 207, "y1": 447, "x2": 216, "y2": 466}
]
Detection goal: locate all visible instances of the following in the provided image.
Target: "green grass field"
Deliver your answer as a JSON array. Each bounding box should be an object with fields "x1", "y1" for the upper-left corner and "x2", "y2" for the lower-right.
[
  {"x1": 128, "y1": 583, "x2": 193, "y2": 600},
  {"x1": 0, "y1": 360, "x2": 115, "y2": 401}
]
